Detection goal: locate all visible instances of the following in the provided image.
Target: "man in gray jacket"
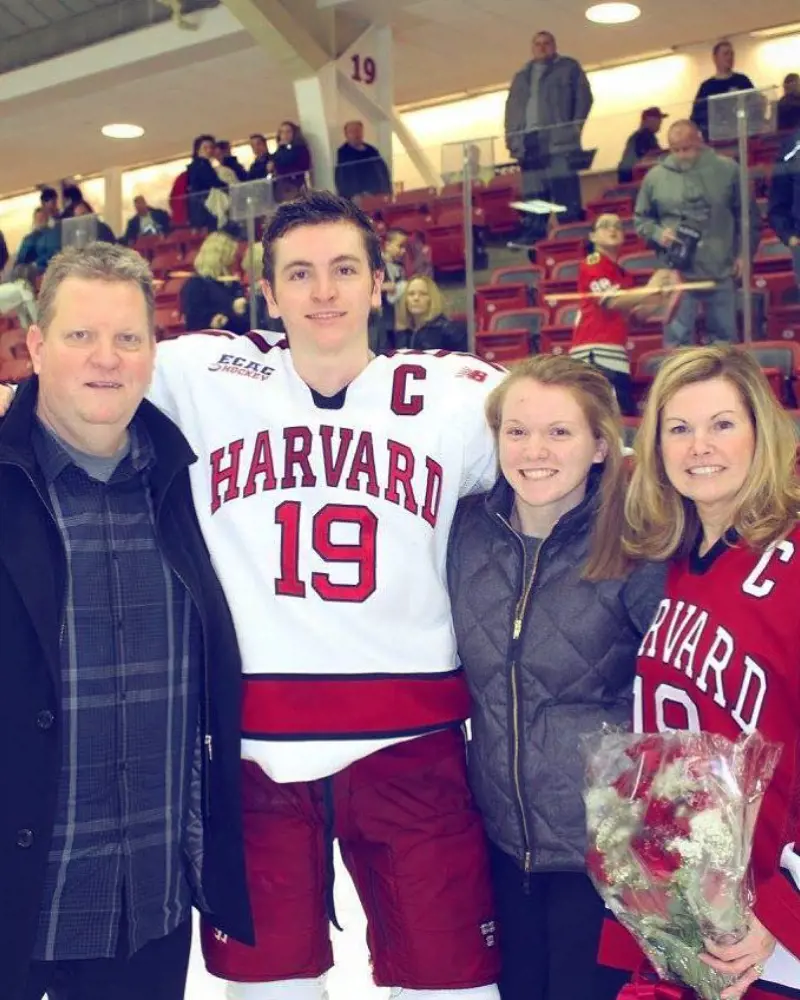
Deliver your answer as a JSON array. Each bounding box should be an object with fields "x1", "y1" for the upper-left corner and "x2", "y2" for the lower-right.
[
  {"x1": 504, "y1": 31, "x2": 593, "y2": 243},
  {"x1": 635, "y1": 119, "x2": 761, "y2": 347}
]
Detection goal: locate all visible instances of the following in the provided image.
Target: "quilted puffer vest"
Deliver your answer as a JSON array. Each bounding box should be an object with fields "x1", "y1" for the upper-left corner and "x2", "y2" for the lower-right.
[{"x1": 447, "y1": 475, "x2": 665, "y2": 873}]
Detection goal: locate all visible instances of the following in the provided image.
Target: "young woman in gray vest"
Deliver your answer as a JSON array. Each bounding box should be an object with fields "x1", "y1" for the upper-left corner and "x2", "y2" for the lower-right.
[{"x1": 447, "y1": 355, "x2": 665, "y2": 1000}]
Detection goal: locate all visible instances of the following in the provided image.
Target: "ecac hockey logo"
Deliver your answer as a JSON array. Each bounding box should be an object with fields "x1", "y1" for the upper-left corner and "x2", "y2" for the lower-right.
[{"x1": 208, "y1": 353, "x2": 275, "y2": 382}]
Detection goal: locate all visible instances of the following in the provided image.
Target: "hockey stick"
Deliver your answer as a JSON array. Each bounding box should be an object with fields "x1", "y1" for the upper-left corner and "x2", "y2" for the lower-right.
[{"x1": 543, "y1": 280, "x2": 717, "y2": 306}]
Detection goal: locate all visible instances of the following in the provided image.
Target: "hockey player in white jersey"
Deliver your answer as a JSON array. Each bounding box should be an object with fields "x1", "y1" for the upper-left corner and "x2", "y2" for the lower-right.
[
  {"x1": 150, "y1": 192, "x2": 503, "y2": 1000},
  {"x1": 0, "y1": 194, "x2": 503, "y2": 1000}
]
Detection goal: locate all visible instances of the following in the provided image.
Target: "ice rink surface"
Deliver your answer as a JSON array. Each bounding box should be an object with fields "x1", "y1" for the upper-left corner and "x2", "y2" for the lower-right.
[{"x1": 186, "y1": 847, "x2": 389, "y2": 1000}]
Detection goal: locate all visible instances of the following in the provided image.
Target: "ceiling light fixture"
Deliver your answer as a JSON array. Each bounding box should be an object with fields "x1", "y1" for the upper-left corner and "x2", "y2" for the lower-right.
[
  {"x1": 750, "y1": 21, "x2": 800, "y2": 38},
  {"x1": 585, "y1": 2, "x2": 641, "y2": 24},
  {"x1": 101, "y1": 123, "x2": 145, "y2": 139}
]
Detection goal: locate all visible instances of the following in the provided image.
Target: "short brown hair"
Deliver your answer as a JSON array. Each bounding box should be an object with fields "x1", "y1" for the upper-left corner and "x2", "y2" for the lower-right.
[
  {"x1": 624, "y1": 345, "x2": 800, "y2": 560},
  {"x1": 485, "y1": 354, "x2": 632, "y2": 580},
  {"x1": 261, "y1": 189, "x2": 383, "y2": 287},
  {"x1": 38, "y1": 242, "x2": 156, "y2": 335}
]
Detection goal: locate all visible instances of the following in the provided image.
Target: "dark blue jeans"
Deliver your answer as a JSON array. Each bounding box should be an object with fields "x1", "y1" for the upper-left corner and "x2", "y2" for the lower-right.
[{"x1": 664, "y1": 276, "x2": 738, "y2": 348}]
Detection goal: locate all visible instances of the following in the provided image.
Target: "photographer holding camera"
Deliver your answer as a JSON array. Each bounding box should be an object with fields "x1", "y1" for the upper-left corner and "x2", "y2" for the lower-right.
[{"x1": 634, "y1": 119, "x2": 761, "y2": 347}]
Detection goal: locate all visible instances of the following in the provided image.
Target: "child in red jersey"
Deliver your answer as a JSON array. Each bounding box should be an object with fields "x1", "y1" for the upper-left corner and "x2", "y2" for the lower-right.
[
  {"x1": 608, "y1": 345, "x2": 800, "y2": 1000},
  {"x1": 569, "y1": 213, "x2": 678, "y2": 415}
]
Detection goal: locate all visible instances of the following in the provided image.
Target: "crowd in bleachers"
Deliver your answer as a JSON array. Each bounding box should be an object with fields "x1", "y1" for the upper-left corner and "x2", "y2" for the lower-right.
[{"x1": 1, "y1": 34, "x2": 799, "y2": 402}]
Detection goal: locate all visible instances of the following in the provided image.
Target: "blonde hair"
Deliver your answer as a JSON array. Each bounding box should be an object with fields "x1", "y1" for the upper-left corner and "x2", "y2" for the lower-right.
[
  {"x1": 194, "y1": 231, "x2": 239, "y2": 280},
  {"x1": 485, "y1": 354, "x2": 631, "y2": 580},
  {"x1": 624, "y1": 345, "x2": 800, "y2": 560},
  {"x1": 241, "y1": 241, "x2": 263, "y2": 278},
  {"x1": 395, "y1": 274, "x2": 446, "y2": 331},
  {"x1": 38, "y1": 242, "x2": 155, "y2": 335}
]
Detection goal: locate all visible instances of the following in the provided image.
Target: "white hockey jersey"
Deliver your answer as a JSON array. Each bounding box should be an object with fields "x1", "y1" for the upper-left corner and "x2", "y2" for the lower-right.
[{"x1": 149, "y1": 333, "x2": 503, "y2": 782}]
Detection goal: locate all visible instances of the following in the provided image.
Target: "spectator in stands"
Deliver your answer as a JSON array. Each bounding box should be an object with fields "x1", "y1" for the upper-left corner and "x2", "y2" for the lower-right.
[
  {"x1": 777, "y1": 73, "x2": 800, "y2": 133},
  {"x1": 407, "y1": 230, "x2": 434, "y2": 278},
  {"x1": 20, "y1": 203, "x2": 62, "y2": 273},
  {"x1": 690, "y1": 40, "x2": 754, "y2": 142},
  {"x1": 186, "y1": 134, "x2": 228, "y2": 231},
  {"x1": 393, "y1": 275, "x2": 466, "y2": 352},
  {"x1": 272, "y1": 121, "x2": 311, "y2": 203},
  {"x1": 617, "y1": 107, "x2": 668, "y2": 184},
  {"x1": 40, "y1": 187, "x2": 60, "y2": 222},
  {"x1": 216, "y1": 140, "x2": 247, "y2": 182},
  {"x1": 16, "y1": 208, "x2": 48, "y2": 269},
  {"x1": 569, "y1": 213, "x2": 679, "y2": 415},
  {"x1": 180, "y1": 230, "x2": 249, "y2": 334},
  {"x1": 768, "y1": 111, "x2": 800, "y2": 292},
  {"x1": 60, "y1": 182, "x2": 84, "y2": 220},
  {"x1": 334, "y1": 120, "x2": 392, "y2": 201},
  {"x1": 241, "y1": 242, "x2": 278, "y2": 331},
  {"x1": 123, "y1": 196, "x2": 171, "y2": 244},
  {"x1": 247, "y1": 133, "x2": 272, "y2": 181},
  {"x1": 504, "y1": 30, "x2": 594, "y2": 243},
  {"x1": 379, "y1": 227, "x2": 409, "y2": 344},
  {"x1": 72, "y1": 201, "x2": 118, "y2": 243},
  {"x1": 0, "y1": 267, "x2": 37, "y2": 328},
  {"x1": 635, "y1": 119, "x2": 761, "y2": 348}
]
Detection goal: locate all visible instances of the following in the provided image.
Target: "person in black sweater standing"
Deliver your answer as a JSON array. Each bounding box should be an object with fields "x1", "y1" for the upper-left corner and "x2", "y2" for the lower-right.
[
  {"x1": 186, "y1": 134, "x2": 228, "y2": 230},
  {"x1": 180, "y1": 230, "x2": 250, "y2": 334},
  {"x1": 335, "y1": 120, "x2": 392, "y2": 201},
  {"x1": 690, "y1": 40, "x2": 754, "y2": 142}
]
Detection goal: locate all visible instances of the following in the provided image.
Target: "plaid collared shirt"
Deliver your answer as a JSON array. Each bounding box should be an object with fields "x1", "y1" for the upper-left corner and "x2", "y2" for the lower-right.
[{"x1": 31, "y1": 418, "x2": 202, "y2": 961}]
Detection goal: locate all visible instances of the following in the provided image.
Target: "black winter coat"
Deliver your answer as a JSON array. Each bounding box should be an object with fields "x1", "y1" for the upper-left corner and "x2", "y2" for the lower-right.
[
  {"x1": 392, "y1": 314, "x2": 467, "y2": 352},
  {"x1": 181, "y1": 275, "x2": 250, "y2": 335},
  {"x1": 447, "y1": 475, "x2": 665, "y2": 873},
  {"x1": 0, "y1": 380, "x2": 253, "y2": 1000}
]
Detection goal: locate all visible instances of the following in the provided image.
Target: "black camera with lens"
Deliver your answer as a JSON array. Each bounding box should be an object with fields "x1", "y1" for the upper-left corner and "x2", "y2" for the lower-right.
[{"x1": 663, "y1": 222, "x2": 703, "y2": 272}]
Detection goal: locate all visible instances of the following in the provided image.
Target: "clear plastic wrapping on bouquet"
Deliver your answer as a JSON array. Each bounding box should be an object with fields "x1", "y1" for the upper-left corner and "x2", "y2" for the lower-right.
[{"x1": 582, "y1": 730, "x2": 780, "y2": 1000}]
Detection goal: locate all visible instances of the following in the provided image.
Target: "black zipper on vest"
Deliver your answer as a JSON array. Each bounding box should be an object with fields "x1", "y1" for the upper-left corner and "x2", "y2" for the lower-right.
[{"x1": 497, "y1": 511, "x2": 543, "y2": 890}]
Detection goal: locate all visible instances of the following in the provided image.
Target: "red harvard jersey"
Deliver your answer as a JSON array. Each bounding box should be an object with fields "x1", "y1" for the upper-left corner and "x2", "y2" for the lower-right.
[
  {"x1": 603, "y1": 527, "x2": 800, "y2": 990},
  {"x1": 571, "y1": 252, "x2": 634, "y2": 350}
]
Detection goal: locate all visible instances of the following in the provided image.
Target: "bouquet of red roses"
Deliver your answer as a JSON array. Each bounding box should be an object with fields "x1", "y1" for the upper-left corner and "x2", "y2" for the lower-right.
[{"x1": 583, "y1": 730, "x2": 780, "y2": 1000}]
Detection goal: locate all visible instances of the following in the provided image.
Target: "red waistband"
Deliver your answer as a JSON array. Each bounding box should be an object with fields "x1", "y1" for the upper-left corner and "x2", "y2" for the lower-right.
[{"x1": 241, "y1": 669, "x2": 471, "y2": 740}]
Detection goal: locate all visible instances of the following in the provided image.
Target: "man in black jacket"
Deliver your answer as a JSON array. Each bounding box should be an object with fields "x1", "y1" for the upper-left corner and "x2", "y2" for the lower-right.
[
  {"x1": 690, "y1": 39, "x2": 754, "y2": 142},
  {"x1": 0, "y1": 242, "x2": 252, "y2": 1000},
  {"x1": 122, "y1": 196, "x2": 172, "y2": 244},
  {"x1": 334, "y1": 120, "x2": 392, "y2": 200}
]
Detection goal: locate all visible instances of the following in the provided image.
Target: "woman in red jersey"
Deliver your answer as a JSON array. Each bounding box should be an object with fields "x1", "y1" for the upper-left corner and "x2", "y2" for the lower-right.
[
  {"x1": 569, "y1": 213, "x2": 678, "y2": 416},
  {"x1": 607, "y1": 345, "x2": 800, "y2": 1000}
]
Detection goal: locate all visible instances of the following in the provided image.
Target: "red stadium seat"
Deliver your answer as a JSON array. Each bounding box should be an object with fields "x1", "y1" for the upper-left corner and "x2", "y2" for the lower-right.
[
  {"x1": 753, "y1": 271, "x2": 799, "y2": 309},
  {"x1": 585, "y1": 196, "x2": 634, "y2": 222},
  {"x1": 535, "y1": 237, "x2": 585, "y2": 273},
  {"x1": 766, "y1": 305, "x2": 800, "y2": 341},
  {"x1": 475, "y1": 329, "x2": 531, "y2": 365},
  {"x1": 488, "y1": 308, "x2": 548, "y2": 339},
  {"x1": 475, "y1": 284, "x2": 530, "y2": 328},
  {"x1": 538, "y1": 327, "x2": 573, "y2": 355},
  {"x1": 477, "y1": 173, "x2": 522, "y2": 236},
  {"x1": 490, "y1": 266, "x2": 546, "y2": 299},
  {"x1": 754, "y1": 239, "x2": 794, "y2": 274}
]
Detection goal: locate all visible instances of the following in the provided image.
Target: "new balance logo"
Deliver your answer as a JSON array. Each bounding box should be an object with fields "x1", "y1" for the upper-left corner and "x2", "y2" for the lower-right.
[{"x1": 456, "y1": 367, "x2": 488, "y2": 382}]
